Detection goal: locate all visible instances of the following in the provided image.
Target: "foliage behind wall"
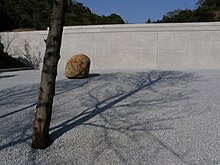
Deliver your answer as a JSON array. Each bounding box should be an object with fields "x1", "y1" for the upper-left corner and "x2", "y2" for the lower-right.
[{"x1": 0, "y1": 0, "x2": 125, "y2": 32}]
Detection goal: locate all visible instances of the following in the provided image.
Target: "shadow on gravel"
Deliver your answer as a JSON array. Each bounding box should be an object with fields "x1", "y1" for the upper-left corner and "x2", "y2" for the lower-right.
[
  {"x1": 49, "y1": 70, "x2": 202, "y2": 164},
  {"x1": 0, "y1": 70, "x2": 203, "y2": 164},
  {"x1": 50, "y1": 71, "x2": 164, "y2": 139},
  {"x1": 0, "y1": 73, "x2": 101, "y2": 119},
  {"x1": 0, "y1": 73, "x2": 100, "y2": 150},
  {"x1": 0, "y1": 74, "x2": 16, "y2": 79}
]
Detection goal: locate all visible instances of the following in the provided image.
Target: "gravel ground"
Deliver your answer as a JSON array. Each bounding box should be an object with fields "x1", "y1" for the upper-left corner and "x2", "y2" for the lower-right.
[{"x1": 0, "y1": 69, "x2": 220, "y2": 165}]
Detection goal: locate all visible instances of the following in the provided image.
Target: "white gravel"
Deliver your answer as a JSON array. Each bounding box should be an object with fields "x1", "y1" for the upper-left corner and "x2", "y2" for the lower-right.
[{"x1": 0, "y1": 69, "x2": 220, "y2": 165}]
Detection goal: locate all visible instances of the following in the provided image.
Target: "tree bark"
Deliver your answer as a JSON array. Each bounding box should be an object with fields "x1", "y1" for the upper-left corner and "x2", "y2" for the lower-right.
[{"x1": 32, "y1": 0, "x2": 66, "y2": 149}]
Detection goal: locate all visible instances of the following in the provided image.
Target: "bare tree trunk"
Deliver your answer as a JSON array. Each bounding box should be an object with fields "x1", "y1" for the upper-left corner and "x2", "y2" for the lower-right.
[{"x1": 32, "y1": 0, "x2": 66, "y2": 149}]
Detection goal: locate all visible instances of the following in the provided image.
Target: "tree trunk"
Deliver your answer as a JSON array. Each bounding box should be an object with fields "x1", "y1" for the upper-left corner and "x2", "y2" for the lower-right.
[{"x1": 32, "y1": 0, "x2": 66, "y2": 149}]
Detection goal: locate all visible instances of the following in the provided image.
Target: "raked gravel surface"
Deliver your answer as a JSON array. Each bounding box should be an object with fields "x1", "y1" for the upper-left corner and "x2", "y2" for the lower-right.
[{"x1": 0, "y1": 69, "x2": 220, "y2": 165}]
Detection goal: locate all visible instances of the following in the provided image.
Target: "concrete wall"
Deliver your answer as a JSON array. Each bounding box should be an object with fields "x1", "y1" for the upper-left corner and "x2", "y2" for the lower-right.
[
  {"x1": 1, "y1": 22, "x2": 220, "y2": 71},
  {"x1": 0, "y1": 31, "x2": 43, "y2": 69}
]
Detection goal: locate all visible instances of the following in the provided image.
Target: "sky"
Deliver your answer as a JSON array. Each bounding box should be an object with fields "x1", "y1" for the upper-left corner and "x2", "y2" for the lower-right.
[{"x1": 76, "y1": 0, "x2": 198, "y2": 23}]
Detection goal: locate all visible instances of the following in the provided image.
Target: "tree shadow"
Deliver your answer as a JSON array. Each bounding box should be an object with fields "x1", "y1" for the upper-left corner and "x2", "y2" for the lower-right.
[
  {"x1": 0, "y1": 70, "x2": 205, "y2": 165},
  {"x1": 0, "y1": 71, "x2": 101, "y2": 150},
  {"x1": 48, "y1": 70, "x2": 203, "y2": 164},
  {"x1": 0, "y1": 73, "x2": 100, "y2": 119},
  {"x1": 50, "y1": 71, "x2": 164, "y2": 140}
]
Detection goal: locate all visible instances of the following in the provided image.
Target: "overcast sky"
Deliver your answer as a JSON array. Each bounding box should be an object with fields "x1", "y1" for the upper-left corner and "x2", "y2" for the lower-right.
[{"x1": 76, "y1": 0, "x2": 197, "y2": 23}]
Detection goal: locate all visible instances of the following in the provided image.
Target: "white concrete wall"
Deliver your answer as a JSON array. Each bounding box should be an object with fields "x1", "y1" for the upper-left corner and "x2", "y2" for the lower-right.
[
  {"x1": 0, "y1": 31, "x2": 40, "y2": 57},
  {"x1": 0, "y1": 31, "x2": 43, "y2": 69},
  {"x1": 1, "y1": 22, "x2": 220, "y2": 71}
]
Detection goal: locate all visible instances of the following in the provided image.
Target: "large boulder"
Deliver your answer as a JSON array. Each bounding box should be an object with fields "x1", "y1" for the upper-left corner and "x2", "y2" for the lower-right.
[{"x1": 65, "y1": 54, "x2": 90, "y2": 79}]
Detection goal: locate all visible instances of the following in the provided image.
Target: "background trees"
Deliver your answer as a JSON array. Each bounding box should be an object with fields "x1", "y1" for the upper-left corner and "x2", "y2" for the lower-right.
[
  {"x1": 64, "y1": 2, "x2": 124, "y2": 26},
  {"x1": 1, "y1": 0, "x2": 219, "y2": 32},
  {"x1": 155, "y1": 0, "x2": 220, "y2": 23},
  {"x1": 0, "y1": 0, "x2": 124, "y2": 32}
]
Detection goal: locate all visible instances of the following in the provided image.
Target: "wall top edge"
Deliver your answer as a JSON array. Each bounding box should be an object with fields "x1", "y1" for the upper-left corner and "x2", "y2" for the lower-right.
[
  {"x1": 0, "y1": 22, "x2": 219, "y2": 35},
  {"x1": 61, "y1": 22, "x2": 220, "y2": 33},
  {"x1": 0, "y1": 31, "x2": 42, "y2": 34},
  {"x1": 63, "y1": 22, "x2": 220, "y2": 30}
]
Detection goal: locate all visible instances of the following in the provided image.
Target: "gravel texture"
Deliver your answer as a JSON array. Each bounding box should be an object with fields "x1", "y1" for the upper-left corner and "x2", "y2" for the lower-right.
[{"x1": 0, "y1": 69, "x2": 220, "y2": 165}]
